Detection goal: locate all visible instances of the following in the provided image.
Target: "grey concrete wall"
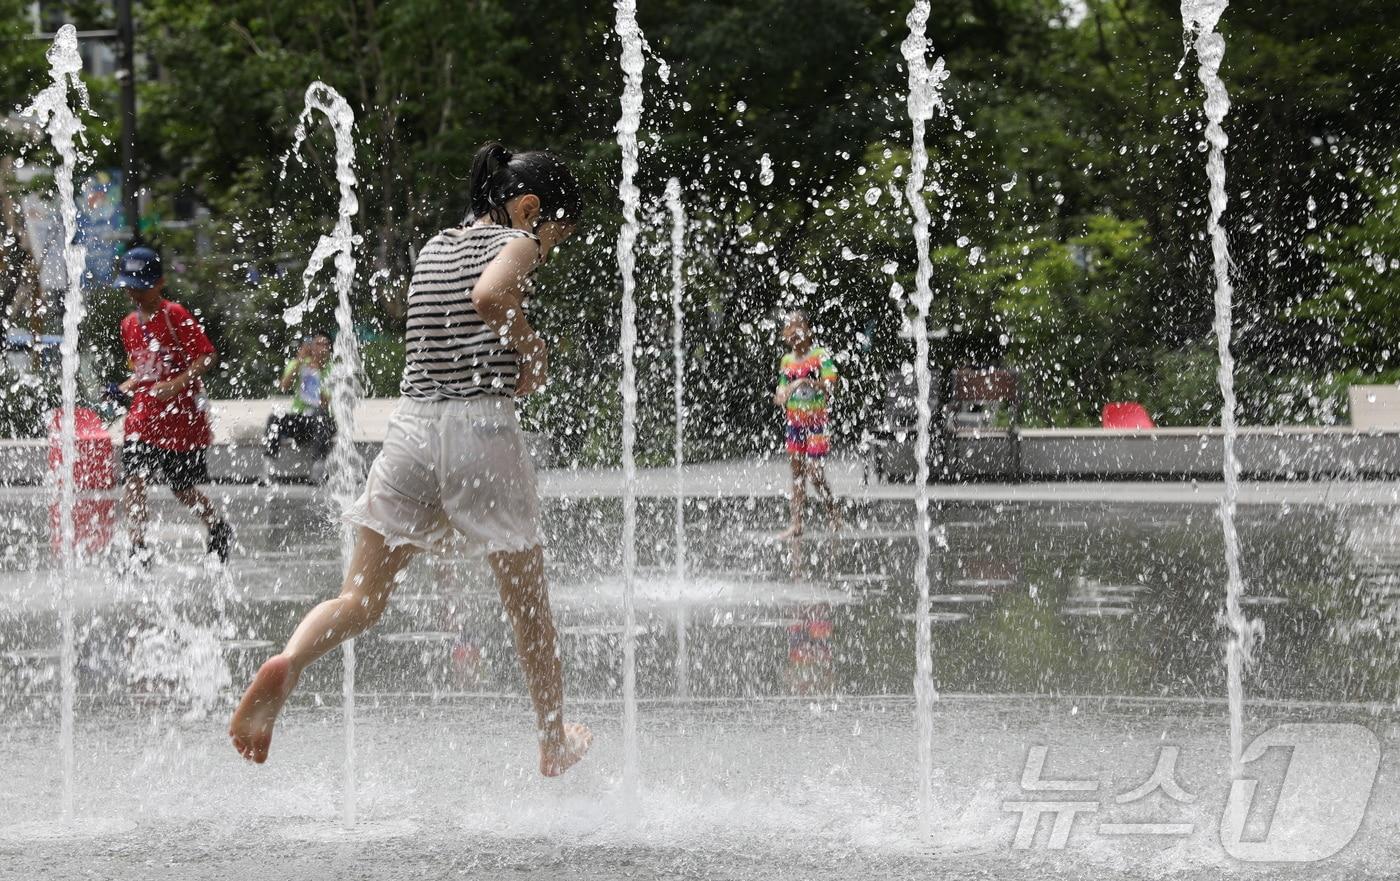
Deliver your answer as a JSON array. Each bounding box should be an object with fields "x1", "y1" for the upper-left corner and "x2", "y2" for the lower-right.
[
  {"x1": 871, "y1": 427, "x2": 1400, "y2": 481},
  {"x1": 1018, "y1": 428, "x2": 1400, "y2": 479},
  {"x1": 7, "y1": 428, "x2": 1398, "y2": 487},
  {"x1": 0, "y1": 433, "x2": 555, "y2": 487},
  {"x1": 0, "y1": 441, "x2": 51, "y2": 487}
]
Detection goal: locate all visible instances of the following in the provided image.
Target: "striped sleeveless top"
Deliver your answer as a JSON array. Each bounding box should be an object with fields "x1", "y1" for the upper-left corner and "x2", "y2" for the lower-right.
[{"x1": 400, "y1": 224, "x2": 537, "y2": 401}]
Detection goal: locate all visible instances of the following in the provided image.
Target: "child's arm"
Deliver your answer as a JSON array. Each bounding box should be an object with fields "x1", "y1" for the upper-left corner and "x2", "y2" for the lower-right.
[
  {"x1": 279, "y1": 359, "x2": 299, "y2": 393},
  {"x1": 818, "y1": 348, "x2": 838, "y2": 397},
  {"x1": 151, "y1": 305, "x2": 217, "y2": 401},
  {"x1": 773, "y1": 364, "x2": 791, "y2": 407},
  {"x1": 473, "y1": 236, "x2": 547, "y2": 395},
  {"x1": 150, "y1": 351, "x2": 215, "y2": 401},
  {"x1": 117, "y1": 325, "x2": 139, "y2": 393}
]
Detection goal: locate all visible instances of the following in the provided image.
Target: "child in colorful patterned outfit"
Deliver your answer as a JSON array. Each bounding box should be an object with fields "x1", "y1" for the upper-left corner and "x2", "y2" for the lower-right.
[{"x1": 773, "y1": 311, "x2": 841, "y2": 538}]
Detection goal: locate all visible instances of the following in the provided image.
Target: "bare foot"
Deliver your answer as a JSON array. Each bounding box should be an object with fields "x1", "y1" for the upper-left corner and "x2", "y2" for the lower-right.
[
  {"x1": 777, "y1": 524, "x2": 804, "y2": 540},
  {"x1": 229, "y1": 654, "x2": 295, "y2": 764},
  {"x1": 540, "y1": 721, "x2": 593, "y2": 777}
]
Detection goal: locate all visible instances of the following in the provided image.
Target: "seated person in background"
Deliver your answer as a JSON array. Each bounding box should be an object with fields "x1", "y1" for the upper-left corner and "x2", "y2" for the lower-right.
[{"x1": 263, "y1": 334, "x2": 334, "y2": 465}]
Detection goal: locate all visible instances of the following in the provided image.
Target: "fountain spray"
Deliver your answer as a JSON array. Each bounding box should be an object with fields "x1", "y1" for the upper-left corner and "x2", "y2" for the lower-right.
[
  {"x1": 901, "y1": 0, "x2": 948, "y2": 838},
  {"x1": 288, "y1": 81, "x2": 365, "y2": 826},
  {"x1": 24, "y1": 23, "x2": 89, "y2": 823},
  {"x1": 614, "y1": 0, "x2": 646, "y2": 796},
  {"x1": 1182, "y1": 0, "x2": 1259, "y2": 780},
  {"x1": 666, "y1": 177, "x2": 689, "y2": 697}
]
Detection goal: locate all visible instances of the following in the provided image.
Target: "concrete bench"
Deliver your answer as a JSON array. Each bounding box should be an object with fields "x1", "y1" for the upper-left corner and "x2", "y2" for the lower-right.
[
  {"x1": 0, "y1": 399, "x2": 549, "y2": 486},
  {"x1": 1350, "y1": 385, "x2": 1400, "y2": 431},
  {"x1": 871, "y1": 425, "x2": 1400, "y2": 481},
  {"x1": 209, "y1": 398, "x2": 399, "y2": 444},
  {"x1": 207, "y1": 397, "x2": 399, "y2": 481},
  {"x1": 208, "y1": 398, "x2": 553, "y2": 482}
]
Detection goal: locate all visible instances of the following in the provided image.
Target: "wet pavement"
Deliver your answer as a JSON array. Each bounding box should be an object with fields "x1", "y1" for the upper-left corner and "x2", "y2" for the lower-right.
[
  {"x1": 3, "y1": 698, "x2": 1399, "y2": 879},
  {"x1": 1, "y1": 481, "x2": 1398, "y2": 877}
]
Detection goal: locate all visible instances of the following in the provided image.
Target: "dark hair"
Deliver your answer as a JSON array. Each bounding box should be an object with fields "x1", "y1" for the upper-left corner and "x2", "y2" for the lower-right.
[{"x1": 469, "y1": 142, "x2": 582, "y2": 227}]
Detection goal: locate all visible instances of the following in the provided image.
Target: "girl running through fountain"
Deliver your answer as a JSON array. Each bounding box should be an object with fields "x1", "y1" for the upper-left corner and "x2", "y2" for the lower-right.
[
  {"x1": 773, "y1": 311, "x2": 841, "y2": 538},
  {"x1": 230, "y1": 143, "x2": 591, "y2": 776}
]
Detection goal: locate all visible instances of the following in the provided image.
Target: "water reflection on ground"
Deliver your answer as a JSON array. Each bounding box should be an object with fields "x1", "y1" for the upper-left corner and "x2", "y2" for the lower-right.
[{"x1": 1, "y1": 484, "x2": 1397, "y2": 711}]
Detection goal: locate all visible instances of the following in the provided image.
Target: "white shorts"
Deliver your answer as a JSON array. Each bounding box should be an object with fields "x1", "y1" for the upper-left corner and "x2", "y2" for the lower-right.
[{"x1": 344, "y1": 397, "x2": 543, "y2": 555}]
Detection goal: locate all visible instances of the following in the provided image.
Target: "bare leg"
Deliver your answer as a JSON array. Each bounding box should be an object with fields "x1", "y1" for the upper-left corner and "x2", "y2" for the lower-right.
[
  {"x1": 229, "y1": 526, "x2": 415, "y2": 763},
  {"x1": 785, "y1": 535, "x2": 806, "y2": 582},
  {"x1": 123, "y1": 474, "x2": 148, "y2": 548},
  {"x1": 172, "y1": 486, "x2": 218, "y2": 531},
  {"x1": 806, "y1": 460, "x2": 842, "y2": 532},
  {"x1": 489, "y1": 544, "x2": 591, "y2": 777},
  {"x1": 777, "y1": 454, "x2": 806, "y2": 539}
]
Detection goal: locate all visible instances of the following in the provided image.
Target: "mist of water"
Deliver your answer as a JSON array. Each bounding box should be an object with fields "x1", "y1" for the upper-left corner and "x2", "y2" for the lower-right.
[
  {"x1": 288, "y1": 81, "x2": 365, "y2": 826},
  {"x1": 666, "y1": 177, "x2": 690, "y2": 697},
  {"x1": 900, "y1": 0, "x2": 948, "y2": 838},
  {"x1": 23, "y1": 23, "x2": 89, "y2": 823},
  {"x1": 614, "y1": 0, "x2": 647, "y2": 795},
  {"x1": 1182, "y1": 0, "x2": 1260, "y2": 781}
]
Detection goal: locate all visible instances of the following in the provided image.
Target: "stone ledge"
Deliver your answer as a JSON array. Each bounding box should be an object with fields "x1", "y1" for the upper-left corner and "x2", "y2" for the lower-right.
[{"x1": 0, "y1": 433, "x2": 553, "y2": 486}]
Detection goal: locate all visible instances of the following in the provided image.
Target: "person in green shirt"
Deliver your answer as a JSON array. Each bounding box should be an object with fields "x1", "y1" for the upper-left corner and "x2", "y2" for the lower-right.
[{"x1": 263, "y1": 334, "x2": 335, "y2": 466}]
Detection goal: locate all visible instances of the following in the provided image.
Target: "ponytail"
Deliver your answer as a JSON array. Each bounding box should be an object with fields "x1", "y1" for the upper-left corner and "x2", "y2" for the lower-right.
[
  {"x1": 469, "y1": 142, "x2": 513, "y2": 223},
  {"x1": 468, "y1": 141, "x2": 583, "y2": 227}
]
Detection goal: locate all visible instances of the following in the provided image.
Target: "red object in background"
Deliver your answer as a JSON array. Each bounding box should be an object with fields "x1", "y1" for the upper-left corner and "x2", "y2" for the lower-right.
[
  {"x1": 1101, "y1": 401, "x2": 1156, "y2": 429},
  {"x1": 48, "y1": 407, "x2": 117, "y2": 556}
]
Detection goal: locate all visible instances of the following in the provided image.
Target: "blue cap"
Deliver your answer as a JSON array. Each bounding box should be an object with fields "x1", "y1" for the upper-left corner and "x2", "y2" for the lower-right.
[{"x1": 115, "y1": 246, "x2": 163, "y2": 289}]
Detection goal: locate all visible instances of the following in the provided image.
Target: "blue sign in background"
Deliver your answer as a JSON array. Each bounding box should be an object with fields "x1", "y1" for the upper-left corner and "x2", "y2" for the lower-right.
[{"x1": 75, "y1": 169, "x2": 123, "y2": 288}]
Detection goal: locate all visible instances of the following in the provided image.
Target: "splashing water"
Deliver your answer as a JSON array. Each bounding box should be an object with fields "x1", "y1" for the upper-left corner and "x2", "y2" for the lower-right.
[
  {"x1": 126, "y1": 609, "x2": 232, "y2": 717},
  {"x1": 1182, "y1": 0, "x2": 1259, "y2": 781},
  {"x1": 666, "y1": 177, "x2": 689, "y2": 697},
  {"x1": 23, "y1": 23, "x2": 90, "y2": 823},
  {"x1": 901, "y1": 0, "x2": 948, "y2": 838},
  {"x1": 288, "y1": 81, "x2": 365, "y2": 826},
  {"x1": 614, "y1": 0, "x2": 646, "y2": 796}
]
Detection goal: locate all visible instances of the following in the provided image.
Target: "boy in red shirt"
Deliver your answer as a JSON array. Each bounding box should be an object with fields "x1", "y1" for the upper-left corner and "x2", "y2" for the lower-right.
[{"x1": 115, "y1": 247, "x2": 232, "y2": 566}]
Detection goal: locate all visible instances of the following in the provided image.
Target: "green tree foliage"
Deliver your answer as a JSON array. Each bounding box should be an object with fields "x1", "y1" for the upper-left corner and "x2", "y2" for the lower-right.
[
  {"x1": 1, "y1": 0, "x2": 1398, "y2": 453},
  {"x1": 944, "y1": 214, "x2": 1161, "y2": 425},
  {"x1": 1300, "y1": 156, "x2": 1400, "y2": 367}
]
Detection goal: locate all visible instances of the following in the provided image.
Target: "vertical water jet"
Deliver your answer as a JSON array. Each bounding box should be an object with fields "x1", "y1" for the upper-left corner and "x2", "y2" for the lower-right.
[
  {"x1": 1182, "y1": 0, "x2": 1258, "y2": 780},
  {"x1": 666, "y1": 177, "x2": 689, "y2": 697},
  {"x1": 613, "y1": 0, "x2": 647, "y2": 795},
  {"x1": 288, "y1": 81, "x2": 364, "y2": 826},
  {"x1": 24, "y1": 23, "x2": 89, "y2": 823},
  {"x1": 900, "y1": 0, "x2": 948, "y2": 837}
]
